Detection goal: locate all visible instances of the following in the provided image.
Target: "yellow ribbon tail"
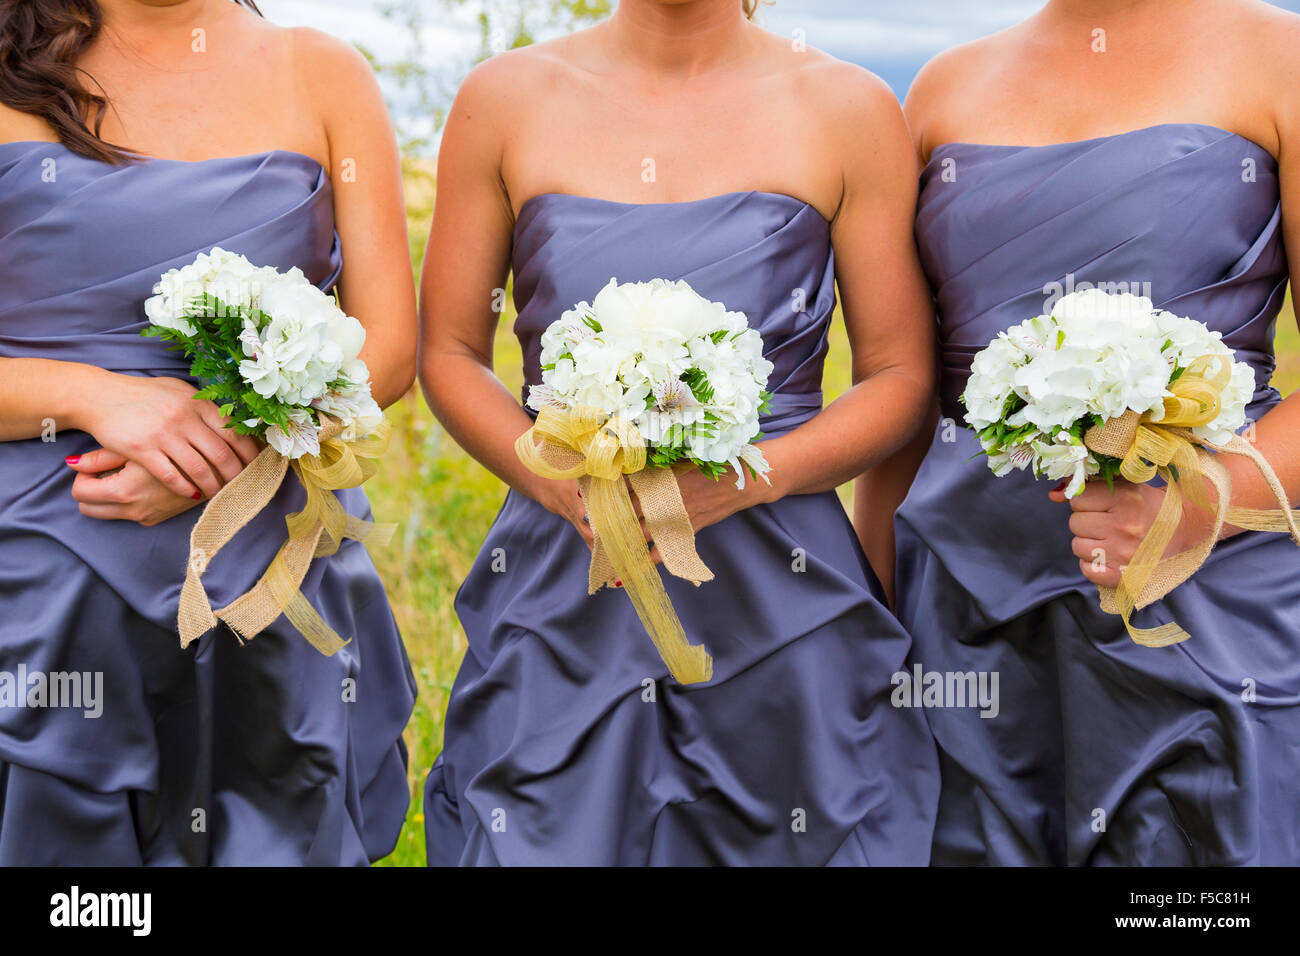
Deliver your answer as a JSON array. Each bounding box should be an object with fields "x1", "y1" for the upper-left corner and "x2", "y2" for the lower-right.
[
  {"x1": 517, "y1": 405, "x2": 715, "y2": 684},
  {"x1": 587, "y1": 474, "x2": 712, "y2": 684},
  {"x1": 177, "y1": 415, "x2": 392, "y2": 656}
]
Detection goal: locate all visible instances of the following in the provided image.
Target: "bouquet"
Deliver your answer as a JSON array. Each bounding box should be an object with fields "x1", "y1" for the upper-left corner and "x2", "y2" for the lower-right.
[
  {"x1": 517, "y1": 278, "x2": 775, "y2": 683},
  {"x1": 143, "y1": 247, "x2": 392, "y2": 655},
  {"x1": 963, "y1": 288, "x2": 1298, "y2": 645}
]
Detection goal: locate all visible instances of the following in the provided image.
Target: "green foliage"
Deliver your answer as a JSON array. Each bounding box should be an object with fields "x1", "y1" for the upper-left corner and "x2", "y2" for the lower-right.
[{"x1": 143, "y1": 295, "x2": 299, "y2": 436}]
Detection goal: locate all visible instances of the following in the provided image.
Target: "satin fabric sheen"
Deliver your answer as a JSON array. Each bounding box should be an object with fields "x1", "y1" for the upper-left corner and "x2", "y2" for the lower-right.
[
  {"x1": 0, "y1": 142, "x2": 416, "y2": 865},
  {"x1": 424, "y1": 191, "x2": 940, "y2": 865},
  {"x1": 897, "y1": 124, "x2": 1300, "y2": 865}
]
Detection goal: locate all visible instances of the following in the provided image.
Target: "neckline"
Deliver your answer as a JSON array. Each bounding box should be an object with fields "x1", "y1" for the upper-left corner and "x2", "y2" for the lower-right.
[
  {"x1": 925, "y1": 122, "x2": 1277, "y2": 169},
  {"x1": 516, "y1": 189, "x2": 830, "y2": 229},
  {"x1": 0, "y1": 139, "x2": 326, "y2": 172}
]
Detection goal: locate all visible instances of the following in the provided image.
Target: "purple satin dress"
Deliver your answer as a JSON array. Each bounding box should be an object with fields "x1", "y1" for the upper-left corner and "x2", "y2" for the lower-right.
[
  {"x1": 0, "y1": 141, "x2": 415, "y2": 865},
  {"x1": 423, "y1": 191, "x2": 940, "y2": 865},
  {"x1": 897, "y1": 124, "x2": 1300, "y2": 865}
]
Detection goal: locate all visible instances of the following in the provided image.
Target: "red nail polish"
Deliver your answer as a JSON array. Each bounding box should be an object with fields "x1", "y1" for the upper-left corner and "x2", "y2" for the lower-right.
[
  {"x1": 614, "y1": 579, "x2": 622, "y2": 588},
  {"x1": 191, "y1": 491, "x2": 203, "y2": 500},
  {"x1": 64, "y1": 455, "x2": 80, "y2": 465},
  {"x1": 577, "y1": 489, "x2": 582, "y2": 498},
  {"x1": 1052, "y1": 480, "x2": 1067, "y2": 493}
]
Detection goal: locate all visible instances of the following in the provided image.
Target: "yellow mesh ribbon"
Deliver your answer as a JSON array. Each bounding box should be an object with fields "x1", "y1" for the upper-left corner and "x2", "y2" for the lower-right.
[
  {"x1": 1083, "y1": 356, "x2": 1300, "y2": 647},
  {"x1": 177, "y1": 415, "x2": 395, "y2": 656},
  {"x1": 516, "y1": 405, "x2": 715, "y2": 684}
]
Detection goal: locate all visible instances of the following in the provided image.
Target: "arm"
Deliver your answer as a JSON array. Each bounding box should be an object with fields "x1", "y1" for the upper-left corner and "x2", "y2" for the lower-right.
[
  {"x1": 854, "y1": 398, "x2": 937, "y2": 608},
  {"x1": 676, "y1": 68, "x2": 937, "y2": 536},
  {"x1": 0, "y1": 358, "x2": 257, "y2": 498},
  {"x1": 417, "y1": 57, "x2": 593, "y2": 546},
  {"x1": 850, "y1": 52, "x2": 950, "y2": 604},
  {"x1": 294, "y1": 29, "x2": 417, "y2": 408}
]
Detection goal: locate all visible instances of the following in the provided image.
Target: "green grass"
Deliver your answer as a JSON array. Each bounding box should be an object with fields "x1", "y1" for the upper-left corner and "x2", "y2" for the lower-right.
[{"x1": 370, "y1": 174, "x2": 1298, "y2": 865}]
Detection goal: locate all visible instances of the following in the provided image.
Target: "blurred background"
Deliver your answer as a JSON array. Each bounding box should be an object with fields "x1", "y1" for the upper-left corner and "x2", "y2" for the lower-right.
[{"x1": 255, "y1": 0, "x2": 1300, "y2": 865}]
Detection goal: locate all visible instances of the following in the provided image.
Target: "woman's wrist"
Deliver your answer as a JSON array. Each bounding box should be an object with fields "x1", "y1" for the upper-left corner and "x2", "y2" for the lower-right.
[
  {"x1": 752, "y1": 437, "x2": 794, "y2": 504},
  {"x1": 56, "y1": 363, "x2": 117, "y2": 435}
]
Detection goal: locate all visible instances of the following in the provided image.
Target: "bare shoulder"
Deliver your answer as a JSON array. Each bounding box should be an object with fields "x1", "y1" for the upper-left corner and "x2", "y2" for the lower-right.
[
  {"x1": 286, "y1": 26, "x2": 381, "y2": 97},
  {"x1": 796, "y1": 54, "x2": 899, "y2": 125},
  {"x1": 1222, "y1": 0, "x2": 1300, "y2": 144},
  {"x1": 1235, "y1": 0, "x2": 1300, "y2": 78},
  {"x1": 903, "y1": 25, "x2": 1024, "y2": 157},
  {"x1": 444, "y1": 32, "x2": 591, "y2": 130},
  {"x1": 780, "y1": 48, "x2": 916, "y2": 213}
]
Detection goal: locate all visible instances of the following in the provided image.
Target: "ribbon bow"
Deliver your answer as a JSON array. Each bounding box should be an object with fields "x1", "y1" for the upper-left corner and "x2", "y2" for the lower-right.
[
  {"x1": 1083, "y1": 356, "x2": 1300, "y2": 646},
  {"x1": 178, "y1": 415, "x2": 394, "y2": 655},
  {"x1": 516, "y1": 405, "x2": 714, "y2": 684}
]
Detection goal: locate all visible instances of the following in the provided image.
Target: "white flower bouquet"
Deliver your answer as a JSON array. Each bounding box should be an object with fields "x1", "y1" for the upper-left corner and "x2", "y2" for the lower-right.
[
  {"x1": 144, "y1": 247, "x2": 385, "y2": 459},
  {"x1": 962, "y1": 288, "x2": 1300, "y2": 647},
  {"x1": 517, "y1": 277, "x2": 776, "y2": 684},
  {"x1": 527, "y1": 277, "x2": 774, "y2": 488},
  {"x1": 962, "y1": 289, "x2": 1254, "y2": 498},
  {"x1": 142, "y1": 247, "x2": 391, "y2": 656}
]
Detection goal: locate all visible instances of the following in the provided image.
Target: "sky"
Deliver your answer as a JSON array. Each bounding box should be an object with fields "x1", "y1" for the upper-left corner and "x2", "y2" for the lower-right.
[{"x1": 257, "y1": 0, "x2": 1300, "y2": 135}]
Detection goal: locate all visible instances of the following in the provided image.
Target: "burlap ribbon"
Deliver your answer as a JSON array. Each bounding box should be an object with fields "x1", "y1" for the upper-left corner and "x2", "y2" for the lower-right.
[
  {"x1": 178, "y1": 415, "x2": 394, "y2": 655},
  {"x1": 1083, "y1": 356, "x2": 1300, "y2": 647},
  {"x1": 516, "y1": 405, "x2": 715, "y2": 684}
]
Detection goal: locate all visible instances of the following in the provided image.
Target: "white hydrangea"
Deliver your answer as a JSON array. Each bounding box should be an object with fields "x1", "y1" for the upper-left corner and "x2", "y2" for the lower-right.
[
  {"x1": 144, "y1": 247, "x2": 383, "y2": 460},
  {"x1": 529, "y1": 278, "x2": 773, "y2": 487},
  {"x1": 144, "y1": 247, "x2": 269, "y2": 335},
  {"x1": 962, "y1": 289, "x2": 1255, "y2": 496}
]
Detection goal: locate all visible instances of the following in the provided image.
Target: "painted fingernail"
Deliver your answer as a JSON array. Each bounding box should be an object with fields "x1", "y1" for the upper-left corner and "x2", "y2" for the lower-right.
[
  {"x1": 614, "y1": 579, "x2": 622, "y2": 588},
  {"x1": 64, "y1": 455, "x2": 80, "y2": 465},
  {"x1": 1052, "y1": 480, "x2": 1068, "y2": 493},
  {"x1": 191, "y1": 491, "x2": 203, "y2": 500},
  {"x1": 577, "y1": 489, "x2": 582, "y2": 498}
]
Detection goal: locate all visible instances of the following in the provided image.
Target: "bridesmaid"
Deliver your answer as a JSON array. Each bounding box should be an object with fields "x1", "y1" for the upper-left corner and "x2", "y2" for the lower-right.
[
  {"x1": 862, "y1": 0, "x2": 1300, "y2": 864},
  {"x1": 0, "y1": 0, "x2": 417, "y2": 864},
  {"x1": 418, "y1": 0, "x2": 940, "y2": 866}
]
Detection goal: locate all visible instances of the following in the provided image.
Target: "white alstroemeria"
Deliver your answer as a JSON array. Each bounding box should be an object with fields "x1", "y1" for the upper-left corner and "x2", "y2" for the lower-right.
[
  {"x1": 731, "y1": 443, "x2": 772, "y2": 490},
  {"x1": 1032, "y1": 432, "x2": 1096, "y2": 499},
  {"x1": 266, "y1": 408, "x2": 321, "y2": 459}
]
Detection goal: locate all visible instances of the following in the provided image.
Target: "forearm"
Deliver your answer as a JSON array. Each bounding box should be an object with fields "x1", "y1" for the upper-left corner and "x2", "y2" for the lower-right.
[
  {"x1": 0, "y1": 358, "x2": 113, "y2": 440},
  {"x1": 853, "y1": 397, "x2": 939, "y2": 605},
  {"x1": 760, "y1": 366, "x2": 934, "y2": 501},
  {"x1": 361, "y1": 336, "x2": 417, "y2": 410},
  {"x1": 1215, "y1": 390, "x2": 1300, "y2": 537},
  {"x1": 420, "y1": 349, "x2": 547, "y2": 499}
]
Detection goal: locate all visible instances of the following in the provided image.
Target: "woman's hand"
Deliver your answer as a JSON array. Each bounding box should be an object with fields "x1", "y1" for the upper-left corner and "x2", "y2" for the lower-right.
[
  {"x1": 671, "y1": 464, "x2": 777, "y2": 535},
  {"x1": 528, "y1": 463, "x2": 775, "y2": 568},
  {"x1": 1050, "y1": 478, "x2": 1216, "y2": 587},
  {"x1": 79, "y1": 375, "x2": 261, "y2": 500},
  {"x1": 66, "y1": 449, "x2": 204, "y2": 527},
  {"x1": 623, "y1": 463, "x2": 777, "y2": 567},
  {"x1": 530, "y1": 475, "x2": 595, "y2": 552}
]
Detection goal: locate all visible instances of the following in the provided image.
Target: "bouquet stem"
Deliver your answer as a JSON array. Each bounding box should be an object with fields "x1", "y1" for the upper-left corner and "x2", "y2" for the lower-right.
[
  {"x1": 517, "y1": 405, "x2": 714, "y2": 684},
  {"x1": 178, "y1": 415, "x2": 394, "y2": 655}
]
